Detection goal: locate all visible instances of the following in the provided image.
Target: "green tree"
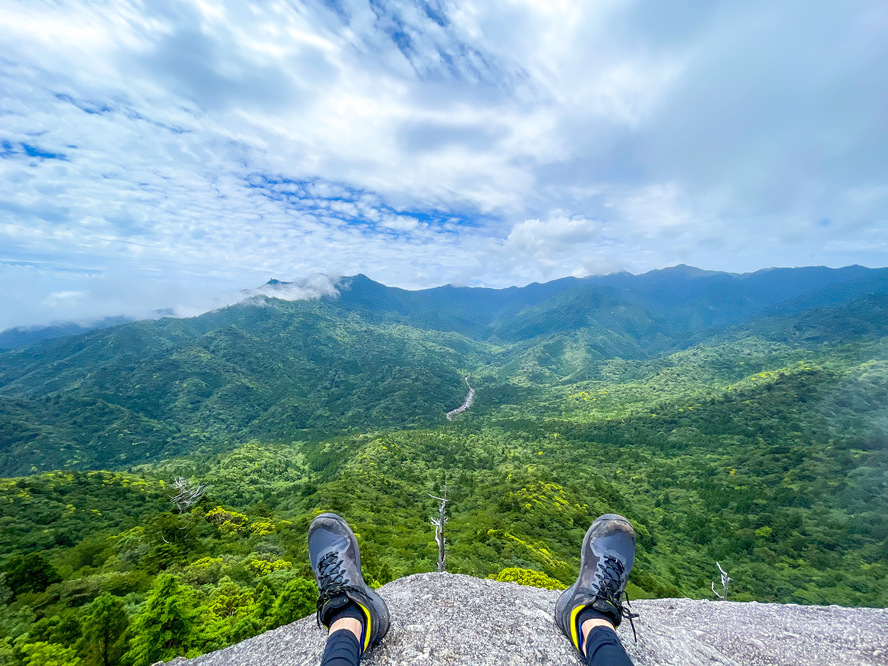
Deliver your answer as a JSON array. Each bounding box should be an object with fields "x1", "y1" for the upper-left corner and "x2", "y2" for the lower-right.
[
  {"x1": 26, "y1": 613, "x2": 81, "y2": 661},
  {"x1": 126, "y1": 575, "x2": 195, "y2": 666},
  {"x1": 3, "y1": 553, "x2": 61, "y2": 597},
  {"x1": 271, "y1": 579, "x2": 315, "y2": 628},
  {"x1": 19, "y1": 641, "x2": 82, "y2": 666},
  {"x1": 490, "y1": 567, "x2": 566, "y2": 590},
  {"x1": 0, "y1": 573, "x2": 11, "y2": 606},
  {"x1": 252, "y1": 582, "x2": 276, "y2": 628},
  {"x1": 197, "y1": 577, "x2": 256, "y2": 649},
  {"x1": 226, "y1": 579, "x2": 278, "y2": 644},
  {"x1": 81, "y1": 594, "x2": 129, "y2": 666}
]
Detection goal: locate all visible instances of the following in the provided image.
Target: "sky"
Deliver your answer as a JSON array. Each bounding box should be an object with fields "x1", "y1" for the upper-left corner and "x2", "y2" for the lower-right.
[{"x1": 1, "y1": 0, "x2": 887, "y2": 329}]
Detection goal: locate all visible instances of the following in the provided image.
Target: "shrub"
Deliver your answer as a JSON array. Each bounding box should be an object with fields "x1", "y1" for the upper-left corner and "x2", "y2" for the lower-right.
[{"x1": 489, "y1": 567, "x2": 565, "y2": 590}]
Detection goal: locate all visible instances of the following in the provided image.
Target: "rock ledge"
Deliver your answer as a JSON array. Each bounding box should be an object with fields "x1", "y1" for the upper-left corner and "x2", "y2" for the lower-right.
[{"x1": 173, "y1": 572, "x2": 888, "y2": 665}]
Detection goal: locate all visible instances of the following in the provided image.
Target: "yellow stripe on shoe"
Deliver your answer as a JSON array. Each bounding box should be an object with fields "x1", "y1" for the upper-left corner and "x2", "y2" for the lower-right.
[
  {"x1": 569, "y1": 604, "x2": 584, "y2": 652},
  {"x1": 356, "y1": 601, "x2": 372, "y2": 653}
]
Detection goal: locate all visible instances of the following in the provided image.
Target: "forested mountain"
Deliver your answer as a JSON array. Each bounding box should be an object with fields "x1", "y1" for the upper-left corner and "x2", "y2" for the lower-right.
[
  {"x1": 0, "y1": 302, "x2": 479, "y2": 473},
  {"x1": 2, "y1": 265, "x2": 886, "y2": 476},
  {"x1": 0, "y1": 266, "x2": 886, "y2": 665},
  {"x1": 331, "y1": 264, "x2": 887, "y2": 336}
]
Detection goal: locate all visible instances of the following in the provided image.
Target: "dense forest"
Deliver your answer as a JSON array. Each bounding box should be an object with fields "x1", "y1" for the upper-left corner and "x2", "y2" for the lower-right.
[{"x1": 0, "y1": 266, "x2": 886, "y2": 664}]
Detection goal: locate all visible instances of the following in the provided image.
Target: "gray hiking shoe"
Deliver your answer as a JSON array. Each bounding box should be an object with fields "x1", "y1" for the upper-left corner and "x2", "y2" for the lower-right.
[
  {"x1": 555, "y1": 513, "x2": 639, "y2": 654},
  {"x1": 308, "y1": 513, "x2": 390, "y2": 652}
]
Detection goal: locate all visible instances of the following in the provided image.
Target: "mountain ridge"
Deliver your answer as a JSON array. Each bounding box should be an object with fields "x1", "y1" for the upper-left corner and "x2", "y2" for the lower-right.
[
  {"x1": 1, "y1": 265, "x2": 887, "y2": 475},
  {"x1": 4, "y1": 264, "x2": 885, "y2": 350}
]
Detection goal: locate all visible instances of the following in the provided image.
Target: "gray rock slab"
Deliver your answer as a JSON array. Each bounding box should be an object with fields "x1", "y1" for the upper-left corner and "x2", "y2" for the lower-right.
[{"x1": 170, "y1": 572, "x2": 888, "y2": 666}]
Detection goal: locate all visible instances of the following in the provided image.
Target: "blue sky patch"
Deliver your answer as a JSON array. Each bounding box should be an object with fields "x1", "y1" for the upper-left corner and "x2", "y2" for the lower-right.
[{"x1": 1, "y1": 141, "x2": 68, "y2": 161}]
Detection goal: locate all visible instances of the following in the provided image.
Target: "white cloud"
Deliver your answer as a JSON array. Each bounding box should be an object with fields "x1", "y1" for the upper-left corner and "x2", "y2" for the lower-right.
[
  {"x1": 480, "y1": 214, "x2": 623, "y2": 284},
  {"x1": 1, "y1": 0, "x2": 887, "y2": 327},
  {"x1": 608, "y1": 183, "x2": 693, "y2": 236},
  {"x1": 246, "y1": 274, "x2": 342, "y2": 302},
  {"x1": 43, "y1": 291, "x2": 88, "y2": 307}
]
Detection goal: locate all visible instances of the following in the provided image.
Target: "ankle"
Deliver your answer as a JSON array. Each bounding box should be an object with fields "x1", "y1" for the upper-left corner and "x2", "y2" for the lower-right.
[
  {"x1": 324, "y1": 600, "x2": 365, "y2": 644},
  {"x1": 581, "y1": 618, "x2": 615, "y2": 655},
  {"x1": 329, "y1": 617, "x2": 363, "y2": 643}
]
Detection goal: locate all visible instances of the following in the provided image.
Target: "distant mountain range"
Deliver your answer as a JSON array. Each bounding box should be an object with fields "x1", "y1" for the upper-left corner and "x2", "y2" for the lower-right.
[
  {"x1": 0, "y1": 308, "x2": 178, "y2": 350},
  {"x1": 260, "y1": 263, "x2": 888, "y2": 337},
  {"x1": 0, "y1": 264, "x2": 886, "y2": 475},
  {"x1": 4, "y1": 264, "x2": 885, "y2": 350}
]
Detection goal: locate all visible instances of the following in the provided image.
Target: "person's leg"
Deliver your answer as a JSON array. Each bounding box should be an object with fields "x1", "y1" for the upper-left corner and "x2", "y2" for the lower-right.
[
  {"x1": 581, "y1": 618, "x2": 633, "y2": 666},
  {"x1": 554, "y1": 513, "x2": 638, "y2": 665},
  {"x1": 321, "y1": 619, "x2": 362, "y2": 666},
  {"x1": 321, "y1": 633, "x2": 360, "y2": 666},
  {"x1": 309, "y1": 513, "x2": 391, "y2": 666}
]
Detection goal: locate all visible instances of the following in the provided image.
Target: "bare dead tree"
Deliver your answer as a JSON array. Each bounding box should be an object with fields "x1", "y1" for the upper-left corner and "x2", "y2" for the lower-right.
[
  {"x1": 170, "y1": 477, "x2": 206, "y2": 513},
  {"x1": 711, "y1": 561, "x2": 732, "y2": 600},
  {"x1": 429, "y1": 486, "x2": 449, "y2": 573}
]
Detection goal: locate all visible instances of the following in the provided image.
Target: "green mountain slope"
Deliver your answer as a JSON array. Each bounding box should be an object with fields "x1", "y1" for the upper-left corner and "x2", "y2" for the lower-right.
[
  {"x1": 0, "y1": 266, "x2": 886, "y2": 664},
  {"x1": 585, "y1": 264, "x2": 888, "y2": 330},
  {"x1": 1, "y1": 267, "x2": 887, "y2": 475},
  {"x1": 0, "y1": 301, "x2": 490, "y2": 474}
]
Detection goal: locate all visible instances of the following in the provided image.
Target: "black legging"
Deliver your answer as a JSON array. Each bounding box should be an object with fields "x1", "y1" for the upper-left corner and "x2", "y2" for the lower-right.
[
  {"x1": 321, "y1": 629, "x2": 362, "y2": 666},
  {"x1": 321, "y1": 626, "x2": 634, "y2": 666},
  {"x1": 584, "y1": 626, "x2": 634, "y2": 665}
]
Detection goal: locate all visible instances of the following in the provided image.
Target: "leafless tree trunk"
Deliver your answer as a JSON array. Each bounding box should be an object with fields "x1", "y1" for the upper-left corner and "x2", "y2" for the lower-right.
[
  {"x1": 711, "y1": 561, "x2": 732, "y2": 600},
  {"x1": 170, "y1": 477, "x2": 206, "y2": 513},
  {"x1": 429, "y1": 486, "x2": 449, "y2": 572}
]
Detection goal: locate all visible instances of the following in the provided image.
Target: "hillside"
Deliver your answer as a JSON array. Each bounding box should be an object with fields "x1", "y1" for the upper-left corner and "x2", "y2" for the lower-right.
[
  {"x1": 0, "y1": 302, "x2": 484, "y2": 473},
  {"x1": 0, "y1": 266, "x2": 886, "y2": 665},
  {"x1": 1, "y1": 265, "x2": 886, "y2": 475}
]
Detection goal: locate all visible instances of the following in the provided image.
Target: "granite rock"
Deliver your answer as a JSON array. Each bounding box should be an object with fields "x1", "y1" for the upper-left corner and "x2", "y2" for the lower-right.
[{"x1": 168, "y1": 572, "x2": 888, "y2": 666}]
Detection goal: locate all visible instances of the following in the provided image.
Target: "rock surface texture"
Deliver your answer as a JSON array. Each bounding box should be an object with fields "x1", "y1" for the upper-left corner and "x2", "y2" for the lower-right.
[{"x1": 170, "y1": 573, "x2": 888, "y2": 666}]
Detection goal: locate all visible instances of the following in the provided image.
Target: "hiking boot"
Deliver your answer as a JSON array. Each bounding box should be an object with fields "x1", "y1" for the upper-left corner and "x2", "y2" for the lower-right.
[
  {"x1": 308, "y1": 513, "x2": 390, "y2": 652},
  {"x1": 555, "y1": 513, "x2": 639, "y2": 654}
]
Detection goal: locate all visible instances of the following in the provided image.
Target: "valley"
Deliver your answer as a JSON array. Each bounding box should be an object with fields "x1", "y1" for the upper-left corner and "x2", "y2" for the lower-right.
[{"x1": 0, "y1": 265, "x2": 886, "y2": 664}]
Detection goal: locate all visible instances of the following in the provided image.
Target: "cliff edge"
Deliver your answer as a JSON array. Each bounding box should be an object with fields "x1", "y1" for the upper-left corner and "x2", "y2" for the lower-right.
[{"x1": 170, "y1": 572, "x2": 888, "y2": 665}]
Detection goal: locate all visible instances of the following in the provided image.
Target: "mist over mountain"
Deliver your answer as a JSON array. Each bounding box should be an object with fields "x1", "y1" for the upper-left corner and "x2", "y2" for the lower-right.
[
  {"x1": 5, "y1": 264, "x2": 884, "y2": 350},
  {"x1": 270, "y1": 264, "x2": 888, "y2": 338},
  {"x1": 0, "y1": 316, "x2": 135, "y2": 351}
]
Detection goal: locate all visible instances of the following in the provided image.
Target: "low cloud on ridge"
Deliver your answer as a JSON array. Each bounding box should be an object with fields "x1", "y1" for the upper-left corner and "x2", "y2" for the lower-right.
[{"x1": 243, "y1": 274, "x2": 342, "y2": 303}]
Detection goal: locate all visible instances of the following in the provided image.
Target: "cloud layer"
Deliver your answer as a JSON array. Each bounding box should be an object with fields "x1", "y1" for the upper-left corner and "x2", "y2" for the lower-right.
[{"x1": 1, "y1": 0, "x2": 886, "y2": 328}]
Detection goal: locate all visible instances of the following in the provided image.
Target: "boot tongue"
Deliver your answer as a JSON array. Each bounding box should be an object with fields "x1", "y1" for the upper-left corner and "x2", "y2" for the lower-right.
[{"x1": 320, "y1": 593, "x2": 351, "y2": 626}]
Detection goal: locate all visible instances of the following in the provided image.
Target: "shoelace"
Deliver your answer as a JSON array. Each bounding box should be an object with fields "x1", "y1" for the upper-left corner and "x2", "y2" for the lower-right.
[
  {"x1": 315, "y1": 551, "x2": 360, "y2": 628},
  {"x1": 594, "y1": 556, "x2": 640, "y2": 642}
]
